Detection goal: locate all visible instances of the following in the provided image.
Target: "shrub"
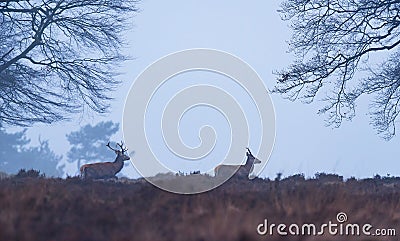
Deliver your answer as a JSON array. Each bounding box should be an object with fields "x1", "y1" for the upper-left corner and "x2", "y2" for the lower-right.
[{"x1": 15, "y1": 169, "x2": 44, "y2": 178}]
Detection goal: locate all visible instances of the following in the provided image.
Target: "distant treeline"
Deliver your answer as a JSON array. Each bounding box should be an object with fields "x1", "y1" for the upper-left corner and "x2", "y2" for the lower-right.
[{"x1": 0, "y1": 121, "x2": 119, "y2": 177}]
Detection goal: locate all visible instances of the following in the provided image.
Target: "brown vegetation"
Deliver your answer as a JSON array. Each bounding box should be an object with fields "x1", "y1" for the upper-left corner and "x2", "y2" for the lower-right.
[{"x1": 0, "y1": 173, "x2": 399, "y2": 241}]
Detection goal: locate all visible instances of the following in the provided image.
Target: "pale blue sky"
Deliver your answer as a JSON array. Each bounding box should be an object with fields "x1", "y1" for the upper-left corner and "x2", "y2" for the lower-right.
[{"x1": 24, "y1": 0, "x2": 399, "y2": 178}]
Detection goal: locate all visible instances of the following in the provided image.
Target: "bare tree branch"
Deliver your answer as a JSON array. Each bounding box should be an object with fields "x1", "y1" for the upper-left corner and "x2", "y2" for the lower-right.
[
  {"x1": 275, "y1": 0, "x2": 400, "y2": 139},
  {"x1": 0, "y1": 0, "x2": 139, "y2": 126}
]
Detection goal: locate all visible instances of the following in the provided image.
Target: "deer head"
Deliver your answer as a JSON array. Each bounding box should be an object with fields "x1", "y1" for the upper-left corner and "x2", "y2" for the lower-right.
[
  {"x1": 246, "y1": 148, "x2": 261, "y2": 165},
  {"x1": 247, "y1": 148, "x2": 261, "y2": 179},
  {"x1": 106, "y1": 141, "x2": 130, "y2": 161}
]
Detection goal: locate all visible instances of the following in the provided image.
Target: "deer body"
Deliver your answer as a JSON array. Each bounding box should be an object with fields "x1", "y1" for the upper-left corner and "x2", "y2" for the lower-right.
[
  {"x1": 80, "y1": 142, "x2": 130, "y2": 179},
  {"x1": 214, "y1": 148, "x2": 261, "y2": 179}
]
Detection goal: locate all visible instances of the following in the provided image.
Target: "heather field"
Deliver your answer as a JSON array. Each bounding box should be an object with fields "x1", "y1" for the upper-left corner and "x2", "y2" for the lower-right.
[{"x1": 0, "y1": 173, "x2": 399, "y2": 241}]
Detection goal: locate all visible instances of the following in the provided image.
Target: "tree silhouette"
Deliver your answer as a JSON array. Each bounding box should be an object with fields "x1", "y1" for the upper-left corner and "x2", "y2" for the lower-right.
[
  {"x1": 0, "y1": 125, "x2": 29, "y2": 172},
  {"x1": 66, "y1": 121, "x2": 119, "y2": 172},
  {"x1": 0, "y1": 0, "x2": 139, "y2": 126},
  {"x1": 26, "y1": 139, "x2": 64, "y2": 177},
  {"x1": 0, "y1": 124, "x2": 63, "y2": 176},
  {"x1": 275, "y1": 0, "x2": 400, "y2": 139}
]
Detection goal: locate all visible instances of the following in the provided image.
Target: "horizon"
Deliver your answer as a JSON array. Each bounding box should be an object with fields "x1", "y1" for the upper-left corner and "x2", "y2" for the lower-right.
[{"x1": 2, "y1": 0, "x2": 399, "y2": 179}]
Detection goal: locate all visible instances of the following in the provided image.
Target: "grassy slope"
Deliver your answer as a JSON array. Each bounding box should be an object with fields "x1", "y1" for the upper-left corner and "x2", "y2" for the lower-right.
[{"x1": 0, "y1": 175, "x2": 399, "y2": 241}]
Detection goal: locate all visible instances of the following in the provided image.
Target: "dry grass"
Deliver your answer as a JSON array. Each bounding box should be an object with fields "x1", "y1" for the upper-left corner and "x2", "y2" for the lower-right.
[{"x1": 0, "y1": 174, "x2": 399, "y2": 241}]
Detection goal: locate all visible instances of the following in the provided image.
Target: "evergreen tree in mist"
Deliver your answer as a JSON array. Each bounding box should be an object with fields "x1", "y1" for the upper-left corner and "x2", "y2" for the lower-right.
[
  {"x1": 66, "y1": 121, "x2": 119, "y2": 172},
  {"x1": 0, "y1": 124, "x2": 64, "y2": 176},
  {"x1": 26, "y1": 139, "x2": 64, "y2": 177}
]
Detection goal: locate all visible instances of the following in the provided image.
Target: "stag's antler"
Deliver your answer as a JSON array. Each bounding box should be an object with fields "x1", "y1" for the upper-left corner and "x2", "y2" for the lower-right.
[
  {"x1": 106, "y1": 141, "x2": 128, "y2": 153},
  {"x1": 116, "y1": 141, "x2": 128, "y2": 154},
  {"x1": 106, "y1": 142, "x2": 119, "y2": 152}
]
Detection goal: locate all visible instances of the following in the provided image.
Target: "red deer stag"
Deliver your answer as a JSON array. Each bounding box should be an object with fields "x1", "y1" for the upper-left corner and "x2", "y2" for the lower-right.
[
  {"x1": 80, "y1": 142, "x2": 130, "y2": 180},
  {"x1": 214, "y1": 148, "x2": 261, "y2": 179}
]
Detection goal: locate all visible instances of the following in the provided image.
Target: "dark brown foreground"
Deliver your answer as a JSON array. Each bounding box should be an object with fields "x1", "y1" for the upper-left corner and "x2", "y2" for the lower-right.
[{"x1": 0, "y1": 174, "x2": 399, "y2": 241}]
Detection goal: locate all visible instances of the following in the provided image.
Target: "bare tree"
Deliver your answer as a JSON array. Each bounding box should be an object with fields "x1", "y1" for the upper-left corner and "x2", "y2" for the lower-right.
[
  {"x1": 0, "y1": 0, "x2": 139, "y2": 126},
  {"x1": 274, "y1": 0, "x2": 400, "y2": 139}
]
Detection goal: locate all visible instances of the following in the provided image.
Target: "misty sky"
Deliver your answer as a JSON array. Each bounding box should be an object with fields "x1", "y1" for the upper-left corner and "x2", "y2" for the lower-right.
[{"x1": 22, "y1": 0, "x2": 400, "y2": 178}]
